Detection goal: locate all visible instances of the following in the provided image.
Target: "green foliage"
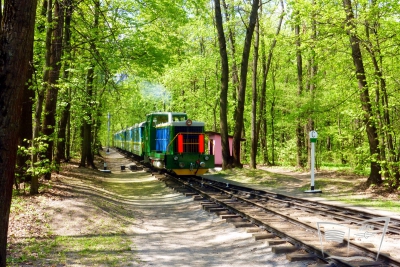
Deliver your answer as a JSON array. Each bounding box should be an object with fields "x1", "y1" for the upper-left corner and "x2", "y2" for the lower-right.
[
  {"x1": 25, "y1": 0, "x2": 400, "y2": 188},
  {"x1": 17, "y1": 137, "x2": 53, "y2": 179},
  {"x1": 276, "y1": 139, "x2": 298, "y2": 166}
]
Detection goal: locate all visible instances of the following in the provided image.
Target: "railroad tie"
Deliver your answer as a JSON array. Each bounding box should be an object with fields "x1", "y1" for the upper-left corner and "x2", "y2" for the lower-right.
[
  {"x1": 192, "y1": 195, "x2": 204, "y2": 201},
  {"x1": 246, "y1": 227, "x2": 265, "y2": 233},
  {"x1": 220, "y1": 214, "x2": 240, "y2": 220},
  {"x1": 307, "y1": 263, "x2": 335, "y2": 267},
  {"x1": 342, "y1": 261, "x2": 384, "y2": 267},
  {"x1": 232, "y1": 221, "x2": 254, "y2": 228},
  {"x1": 204, "y1": 205, "x2": 222, "y2": 212},
  {"x1": 252, "y1": 233, "x2": 276, "y2": 241},
  {"x1": 286, "y1": 253, "x2": 317, "y2": 262},
  {"x1": 265, "y1": 240, "x2": 288, "y2": 246},
  {"x1": 208, "y1": 207, "x2": 227, "y2": 213},
  {"x1": 201, "y1": 204, "x2": 220, "y2": 211},
  {"x1": 213, "y1": 195, "x2": 231, "y2": 200},
  {"x1": 215, "y1": 210, "x2": 231, "y2": 216},
  {"x1": 225, "y1": 217, "x2": 247, "y2": 223},
  {"x1": 271, "y1": 245, "x2": 297, "y2": 254}
]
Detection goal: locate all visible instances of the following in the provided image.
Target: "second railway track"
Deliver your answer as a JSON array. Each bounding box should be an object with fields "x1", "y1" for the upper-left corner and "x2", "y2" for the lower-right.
[{"x1": 155, "y1": 173, "x2": 400, "y2": 267}]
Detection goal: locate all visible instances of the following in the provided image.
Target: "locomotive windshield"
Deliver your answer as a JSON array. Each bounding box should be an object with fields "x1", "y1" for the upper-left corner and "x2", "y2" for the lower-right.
[
  {"x1": 153, "y1": 115, "x2": 168, "y2": 126},
  {"x1": 172, "y1": 114, "x2": 187, "y2": 121}
]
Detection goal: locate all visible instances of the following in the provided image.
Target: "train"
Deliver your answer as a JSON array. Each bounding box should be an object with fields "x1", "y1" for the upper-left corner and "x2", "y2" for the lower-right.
[{"x1": 113, "y1": 112, "x2": 215, "y2": 175}]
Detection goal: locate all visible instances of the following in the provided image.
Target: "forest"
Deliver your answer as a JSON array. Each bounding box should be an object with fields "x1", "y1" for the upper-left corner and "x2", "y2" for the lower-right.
[{"x1": 0, "y1": 0, "x2": 400, "y2": 265}]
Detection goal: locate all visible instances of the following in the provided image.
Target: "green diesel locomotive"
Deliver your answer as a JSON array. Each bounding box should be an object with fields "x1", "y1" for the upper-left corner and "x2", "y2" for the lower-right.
[{"x1": 113, "y1": 112, "x2": 214, "y2": 175}]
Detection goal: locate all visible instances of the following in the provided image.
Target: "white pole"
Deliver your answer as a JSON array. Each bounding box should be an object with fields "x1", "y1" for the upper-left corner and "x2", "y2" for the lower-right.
[
  {"x1": 305, "y1": 130, "x2": 321, "y2": 193},
  {"x1": 107, "y1": 112, "x2": 110, "y2": 153},
  {"x1": 311, "y1": 141, "x2": 315, "y2": 190}
]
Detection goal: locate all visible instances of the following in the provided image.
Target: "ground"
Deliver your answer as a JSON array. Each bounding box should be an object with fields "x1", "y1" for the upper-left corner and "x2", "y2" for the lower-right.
[{"x1": 6, "y1": 150, "x2": 400, "y2": 266}]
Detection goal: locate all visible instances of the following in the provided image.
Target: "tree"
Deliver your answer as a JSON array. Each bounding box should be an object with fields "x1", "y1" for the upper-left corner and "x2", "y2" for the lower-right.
[
  {"x1": 214, "y1": 0, "x2": 231, "y2": 169},
  {"x1": 56, "y1": 0, "x2": 73, "y2": 164},
  {"x1": 222, "y1": 0, "x2": 240, "y2": 102},
  {"x1": 0, "y1": 1, "x2": 38, "y2": 265},
  {"x1": 294, "y1": 2, "x2": 305, "y2": 168},
  {"x1": 257, "y1": 0, "x2": 284, "y2": 166},
  {"x1": 79, "y1": 0, "x2": 99, "y2": 168},
  {"x1": 15, "y1": 63, "x2": 35, "y2": 190},
  {"x1": 342, "y1": 0, "x2": 382, "y2": 185},
  {"x1": 250, "y1": 8, "x2": 260, "y2": 169},
  {"x1": 232, "y1": 0, "x2": 259, "y2": 167},
  {"x1": 32, "y1": 0, "x2": 52, "y2": 183},
  {"x1": 306, "y1": 0, "x2": 318, "y2": 169},
  {"x1": 361, "y1": 0, "x2": 399, "y2": 186},
  {"x1": 42, "y1": 0, "x2": 64, "y2": 178}
]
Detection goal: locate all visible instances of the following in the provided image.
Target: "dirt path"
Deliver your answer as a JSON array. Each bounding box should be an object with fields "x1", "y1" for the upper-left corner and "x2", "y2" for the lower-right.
[{"x1": 7, "y1": 149, "x2": 315, "y2": 267}]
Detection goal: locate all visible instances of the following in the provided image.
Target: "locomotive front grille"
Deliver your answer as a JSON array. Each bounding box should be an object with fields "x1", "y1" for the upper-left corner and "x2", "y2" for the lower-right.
[
  {"x1": 174, "y1": 126, "x2": 204, "y2": 153},
  {"x1": 178, "y1": 134, "x2": 199, "y2": 153}
]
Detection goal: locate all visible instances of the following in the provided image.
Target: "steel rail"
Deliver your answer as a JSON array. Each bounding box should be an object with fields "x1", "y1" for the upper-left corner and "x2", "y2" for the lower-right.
[
  {"x1": 196, "y1": 177, "x2": 400, "y2": 235},
  {"x1": 169, "y1": 175, "x2": 400, "y2": 267}
]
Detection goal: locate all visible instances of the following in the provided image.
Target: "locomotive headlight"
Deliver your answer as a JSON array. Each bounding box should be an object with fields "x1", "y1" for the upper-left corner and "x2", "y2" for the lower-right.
[
  {"x1": 173, "y1": 155, "x2": 179, "y2": 161},
  {"x1": 204, "y1": 156, "x2": 209, "y2": 161},
  {"x1": 199, "y1": 162, "x2": 206, "y2": 167},
  {"x1": 179, "y1": 162, "x2": 185, "y2": 168}
]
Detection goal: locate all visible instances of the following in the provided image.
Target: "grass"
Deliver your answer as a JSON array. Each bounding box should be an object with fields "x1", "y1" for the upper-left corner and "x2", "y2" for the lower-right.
[
  {"x1": 7, "y1": 238, "x2": 58, "y2": 265},
  {"x1": 213, "y1": 165, "x2": 400, "y2": 214},
  {"x1": 215, "y1": 168, "x2": 302, "y2": 188},
  {"x1": 7, "y1": 161, "x2": 153, "y2": 266},
  {"x1": 7, "y1": 235, "x2": 134, "y2": 266},
  {"x1": 298, "y1": 178, "x2": 355, "y2": 193},
  {"x1": 55, "y1": 234, "x2": 133, "y2": 266},
  {"x1": 104, "y1": 178, "x2": 165, "y2": 197},
  {"x1": 336, "y1": 198, "x2": 400, "y2": 213}
]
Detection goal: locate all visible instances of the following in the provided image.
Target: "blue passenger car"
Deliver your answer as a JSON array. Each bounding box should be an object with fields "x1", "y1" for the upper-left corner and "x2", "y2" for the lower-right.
[{"x1": 132, "y1": 122, "x2": 145, "y2": 157}]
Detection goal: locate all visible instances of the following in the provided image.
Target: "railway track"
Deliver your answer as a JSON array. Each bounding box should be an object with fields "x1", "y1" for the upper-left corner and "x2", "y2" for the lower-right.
[
  {"x1": 155, "y1": 173, "x2": 400, "y2": 267},
  {"x1": 194, "y1": 176, "x2": 400, "y2": 235},
  {"x1": 115, "y1": 149, "x2": 399, "y2": 267}
]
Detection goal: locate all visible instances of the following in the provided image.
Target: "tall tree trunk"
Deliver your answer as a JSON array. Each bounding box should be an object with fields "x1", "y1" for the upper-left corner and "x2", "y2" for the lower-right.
[
  {"x1": 250, "y1": 13, "x2": 260, "y2": 169},
  {"x1": 307, "y1": 0, "x2": 318, "y2": 168},
  {"x1": 214, "y1": 0, "x2": 231, "y2": 169},
  {"x1": 257, "y1": 0, "x2": 283, "y2": 165},
  {"x1": 80, "y1": 0, "x2": 98, "y2": 168},
  {"x1": 270, "y1": 67, "x2": 277, "y2": 165},
  {"x1": 342, "y1": 0, "x2": 382, "y2": 185},
  {"x1": 33, "y1": 0, "x2": 52, "y2": 171},
  {"x1": 364, "y1": 21, "x2": 398, "y2": 186},
  {"x1": 222, "y1": 0, "x2": 239, "y2": 102},
  {"x1": 259, "y1": 36, "x2": 268, "y2": 165},
  {"x1": 16, "y1": 61, "x2": 34, "y2": 191},
  {"x1": 56, "y1": 0, "x2": 73, "y2": 164},
  {"x1": 79, "y1": 72, "x2": 95, "y2": 169},
  {"x1": 232, "y1": 0, "x2": 259, "y2": 167},
  {"x1": 295, "y1": 7, "x2": 305, "y2": 168},
  {"x1": 66, "y1": 104, "x2": 71, "y2": 160},
  {"x1": 0, "y1": 1, "x2": 37, "y2": 265},
  {"x1": 42, "y1": 0, "x2": 64, "y2": 179}
]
